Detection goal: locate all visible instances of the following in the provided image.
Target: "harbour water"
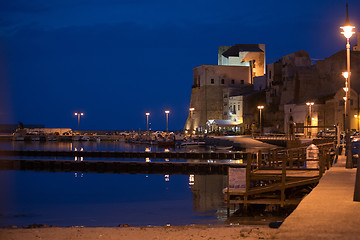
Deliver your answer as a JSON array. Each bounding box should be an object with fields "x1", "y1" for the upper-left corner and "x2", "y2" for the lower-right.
[{"x1": 0, "y1": 141, "x2": 285, "y2": 227}]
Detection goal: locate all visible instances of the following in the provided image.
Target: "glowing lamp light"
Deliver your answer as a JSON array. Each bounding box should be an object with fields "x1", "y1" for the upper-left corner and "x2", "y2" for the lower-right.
[
  {"x1": 306, "y1": 102, "x2": 314, "y2": 106},
  {"x1": 146, "y1": 112, "x2": 150, "y2": 116},
  {"x1": 341, "y1": 25, "x2": 355, "y2": 39},
  {"x1": 189, "y1": 107, "x2": 195, "y2": 111},
  {"x1": 342, "y1": 72, "x2": 349, "y2": 79},
  {"x1": 344, "y1": 97, "x2": 347, "y2": 101},
  {"x1": 355, "y1": 115, "x2": 358, "y2": 118},
  {"x1": 343, "y1": 87, "x2": 349, "y2": 92},
  {"x1": 257, "y1": 105, "x2": 264, "y2": 110}
]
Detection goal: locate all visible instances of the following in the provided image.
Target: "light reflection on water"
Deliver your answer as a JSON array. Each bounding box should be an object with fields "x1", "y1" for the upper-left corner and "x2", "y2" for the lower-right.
[
  {"x1": 0, "y1": 170, "x2": 228, "y2": 227},
  {"x1": 0, "y1": 141, "x2": 247, "y2": 227},
  {"x1": 0, "y1": 140, "x2": 166, "y2": 152},
  {"x1": 0, "y1": 141, "x2": 242, "y2": 164}
]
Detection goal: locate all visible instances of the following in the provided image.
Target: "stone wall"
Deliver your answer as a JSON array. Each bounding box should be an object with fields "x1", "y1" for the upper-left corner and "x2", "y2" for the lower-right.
[{"x1": 185, "y1": 65, "x2": 252, "y2": 133}]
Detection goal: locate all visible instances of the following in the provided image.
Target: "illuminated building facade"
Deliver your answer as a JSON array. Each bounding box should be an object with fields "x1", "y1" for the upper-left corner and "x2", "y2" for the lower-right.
[{"x1": 184, "y1": 44, "x2": 266, "y2": 134}]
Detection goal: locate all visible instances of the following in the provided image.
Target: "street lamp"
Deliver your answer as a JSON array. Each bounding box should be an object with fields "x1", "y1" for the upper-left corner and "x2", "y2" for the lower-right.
[
  {"x1": 257, "y1": 105, "x2": 264, "y2": 134},
  {"x1": 74, "y1": 112, "x2": 84, "y2": 131},
  {"x1": 340, "y1": 3, "x2": 355, "y2": 169},
  {"x1": 146, "y1": 112, "x2": 150, "y2": 132},
  {"x1": 165, "y1": 110, "x2": 170, "y2": 132},
  {"x1": 306, "y1": 102, "x2": 314, "y2": 137}
]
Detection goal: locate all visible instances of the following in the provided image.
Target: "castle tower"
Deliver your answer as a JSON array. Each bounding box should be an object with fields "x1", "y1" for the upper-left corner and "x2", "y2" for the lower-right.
[{"x1": 184, "y1": 44, "x2": 266, "y2": 134}]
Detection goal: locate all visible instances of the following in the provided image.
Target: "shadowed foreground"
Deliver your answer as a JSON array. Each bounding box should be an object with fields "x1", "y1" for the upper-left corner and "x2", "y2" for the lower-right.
[{"x1": 0, "y1": 226, "x2": 277, "y2": 240}]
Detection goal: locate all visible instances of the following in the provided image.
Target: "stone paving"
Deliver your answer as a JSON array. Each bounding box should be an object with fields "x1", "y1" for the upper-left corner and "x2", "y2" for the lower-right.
[{"x1": 275, "y1": 153, "x2": 360, "y2": 240}]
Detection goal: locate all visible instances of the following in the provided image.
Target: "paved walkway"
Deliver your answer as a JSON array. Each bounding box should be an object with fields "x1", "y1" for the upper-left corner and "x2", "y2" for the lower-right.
[
  {"x1": 214, "y1": 135, "x2": 278, "y2": 151},
  {"x1": 276, "y1": 154, "x2": 360, "y2": 240}
]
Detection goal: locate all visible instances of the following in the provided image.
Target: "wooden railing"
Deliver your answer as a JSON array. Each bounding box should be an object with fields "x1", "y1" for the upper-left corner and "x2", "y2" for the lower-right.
[{"x1": 225, "y1": 143, "x2": 335, "y2": 209}]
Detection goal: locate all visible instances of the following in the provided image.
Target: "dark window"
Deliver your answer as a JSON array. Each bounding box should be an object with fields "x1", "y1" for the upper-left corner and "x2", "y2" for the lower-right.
[
  {"x1": 221, "y1": 79, "x2": 224, "y2": 84},
  {"x1": 241, "y1": 80, "x2": 244, "y2": 84},
  {"x1": 231, "y1": 80, "x2": 235, "y2": 84},
  {"x1": 269, "y1": 70, "x2": 272, "y2": 79},
  {"x1": 211, "y1": 79, "x2": 214, "y2": 84}
]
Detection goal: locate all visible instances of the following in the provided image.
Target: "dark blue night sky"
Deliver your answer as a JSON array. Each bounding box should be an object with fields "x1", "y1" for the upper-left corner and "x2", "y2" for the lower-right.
[{"x1": 0, "y1": 0, "x2": 359, "y2": 131}]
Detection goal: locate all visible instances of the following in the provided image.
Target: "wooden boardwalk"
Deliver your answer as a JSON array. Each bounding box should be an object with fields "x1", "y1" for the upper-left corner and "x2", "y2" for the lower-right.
[{"x1": 224, "y1": 143, "x2": 335, "y2": 208}]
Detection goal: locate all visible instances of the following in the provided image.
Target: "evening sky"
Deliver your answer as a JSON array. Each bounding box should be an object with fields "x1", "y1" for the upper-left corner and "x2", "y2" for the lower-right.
[{"x1": 0, "y1": 0, "x2": 359, "y2": 131}]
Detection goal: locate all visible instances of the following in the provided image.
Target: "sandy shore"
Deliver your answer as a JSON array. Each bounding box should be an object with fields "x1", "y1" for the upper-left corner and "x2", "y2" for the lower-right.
[{"x1": 0, "y1": 225, "x2": 278, "y2": 240}]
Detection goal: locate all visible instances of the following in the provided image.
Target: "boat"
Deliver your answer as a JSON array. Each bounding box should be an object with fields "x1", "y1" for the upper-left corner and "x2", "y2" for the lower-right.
[
  {"x1": 215, "y1": 146, "x2": 233, "y2": 150},
  {"x1": 180, "y1": 141, "x2": 206, "y2": 148}
]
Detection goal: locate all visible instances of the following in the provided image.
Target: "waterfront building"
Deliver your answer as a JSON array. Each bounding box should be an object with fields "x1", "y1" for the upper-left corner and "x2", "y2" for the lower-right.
[
  {"x1": 184, "y1": 44, "x2": 266, "y2": 134},
  {"x1": 267, "y1": 40, "x2": 360, "y2": 134},
  {"x1": 218, "y1": 44, "x2": 266, "y2": 77},
  {"x1": 284, "y1": 88, "x2": 360, "y2": 136},
  {"x1": 184, "y1": 36, "x2": 360, "y2": 135}
]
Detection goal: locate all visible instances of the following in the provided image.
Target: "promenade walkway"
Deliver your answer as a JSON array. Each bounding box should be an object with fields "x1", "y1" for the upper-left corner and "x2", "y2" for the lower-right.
[
  {"x1": 214, "y1": 135, "x2": 278, "y2": 151},
  {"x1": 276, "y1": 153, "x2": 360, "y2": 240}
]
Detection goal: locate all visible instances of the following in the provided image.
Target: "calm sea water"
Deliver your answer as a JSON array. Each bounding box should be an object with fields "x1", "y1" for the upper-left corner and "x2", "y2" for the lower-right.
[{"x1": 0, "y1": 141, "x2": 232, "y2": 227}]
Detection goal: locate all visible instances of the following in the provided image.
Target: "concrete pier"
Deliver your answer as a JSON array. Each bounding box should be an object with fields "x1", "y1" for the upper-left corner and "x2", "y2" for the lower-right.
[{"x1": 276, "y1": 153, "x2": 360, "y2": 239}]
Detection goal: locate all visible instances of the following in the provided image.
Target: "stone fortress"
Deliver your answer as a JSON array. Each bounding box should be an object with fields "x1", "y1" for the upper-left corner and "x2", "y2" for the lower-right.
[{"x1": 184, "y1": 34, "x2": 360, "y2": 135}]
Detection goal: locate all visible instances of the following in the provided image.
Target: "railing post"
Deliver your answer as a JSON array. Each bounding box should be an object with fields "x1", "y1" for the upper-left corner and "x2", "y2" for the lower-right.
[
  {"x1": 319, "y1": 154, "x2": 324, "y2": 177},
  {"x1": 257, "y1": 150, "x2": 262, "y2": 169},
  {"x1": 226, "y1": 166, "x2": 230, "y2": 216},
  {"x1": 289, "y1": 149, "x2": 294, "y2": 169},
  {"x1": 244, "y1": 153, "x2": 252, "y2": 211},
  {"x1": 281, "y1": 157, "x2": 287, "y2": 207}
]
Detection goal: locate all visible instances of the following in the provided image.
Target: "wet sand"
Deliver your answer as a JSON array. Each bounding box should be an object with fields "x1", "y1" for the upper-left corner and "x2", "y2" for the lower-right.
[{"x1": 0, "y1": 225, "x2": 277, "y2": 240}]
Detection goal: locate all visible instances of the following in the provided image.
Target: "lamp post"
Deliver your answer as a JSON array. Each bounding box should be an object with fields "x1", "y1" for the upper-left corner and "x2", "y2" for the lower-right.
[
  {"x1": 74, "y1": 112, "x2": 84, "y2": 131},
  {"x1": 257, "y1": 105, "x2": 264, "y2": 135},
  {"x1": 165, "y1": 110, "x2": 170, "y2": 132},
  {"x1": 146, "y1": 112, "x2": 150, "y2": 132},
  {"x1": 189, "y1": 108, "x2": 195, "y2": 134},
  {"x1": 340, "y1": 3, "x2": 355, "y2": 169},
  {"x1": 343, "y1": 71, "x2": 349, "y2": 132},
  {"x1": 306, "y1": 102, "x2": 314, "y2": 137},
  {"x1": 342, "y1": 72, "x2": 350, "y2": 131}
]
